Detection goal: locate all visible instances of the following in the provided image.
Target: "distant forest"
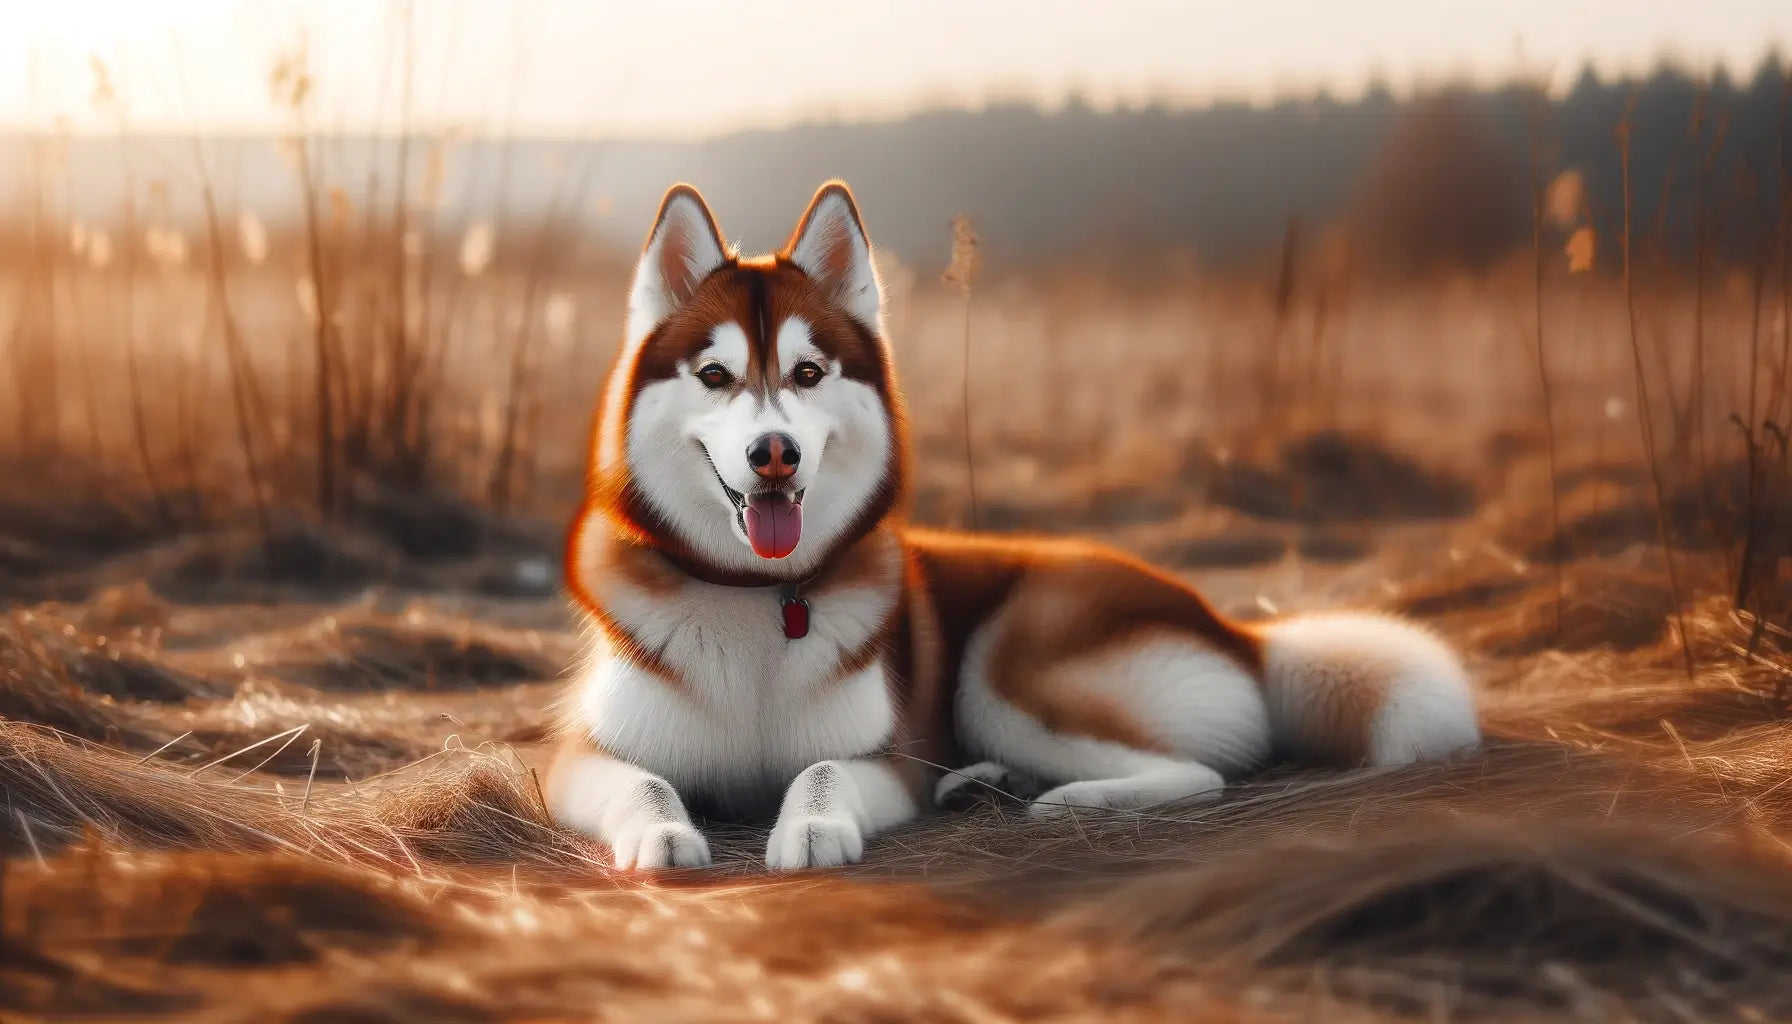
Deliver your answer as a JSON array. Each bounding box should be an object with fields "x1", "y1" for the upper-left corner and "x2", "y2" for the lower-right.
[{"x1": 2, "y1": 56, "x2": 1789, "y2": 275}]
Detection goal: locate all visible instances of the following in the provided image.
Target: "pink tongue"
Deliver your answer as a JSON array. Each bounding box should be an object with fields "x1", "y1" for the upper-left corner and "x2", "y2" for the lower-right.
[{"x1": 744, "y1": 494, "x2": 803, "y2": 559}]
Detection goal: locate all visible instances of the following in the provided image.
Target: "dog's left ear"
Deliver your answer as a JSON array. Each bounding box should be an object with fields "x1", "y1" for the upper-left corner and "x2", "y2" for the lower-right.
[{"x1": 784, "y1": 181, "x2": 882, "y2": 331}]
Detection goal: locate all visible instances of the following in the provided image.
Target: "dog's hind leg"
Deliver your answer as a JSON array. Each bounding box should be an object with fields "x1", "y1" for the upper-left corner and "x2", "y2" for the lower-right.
[
  {"x1": 1025, "y1": 749, "x2": 1225, "y2": 817},
  {"x1": 955, "y1": 616, "x2": 1274, "y2": 817}
]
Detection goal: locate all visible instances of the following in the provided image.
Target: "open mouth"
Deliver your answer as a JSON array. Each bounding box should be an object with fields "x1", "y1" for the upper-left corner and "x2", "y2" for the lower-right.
[{"x1": 703, "y1": 449, "x2": 805, "y2": 560}]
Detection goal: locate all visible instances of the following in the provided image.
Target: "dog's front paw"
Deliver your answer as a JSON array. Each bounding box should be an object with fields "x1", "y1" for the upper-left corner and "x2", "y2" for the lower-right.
[
  {"x1": 765, "y1": 813, "x2": 864, "y2": 871},
  {"x1": 611, "y1": 820, "x2": 712, "y2": 871}
]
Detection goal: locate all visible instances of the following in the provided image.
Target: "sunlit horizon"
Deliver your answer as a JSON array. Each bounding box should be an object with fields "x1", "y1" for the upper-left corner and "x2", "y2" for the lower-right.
[{"x1": 2, "y1": 0, "x2": 1788, "y2": 138}]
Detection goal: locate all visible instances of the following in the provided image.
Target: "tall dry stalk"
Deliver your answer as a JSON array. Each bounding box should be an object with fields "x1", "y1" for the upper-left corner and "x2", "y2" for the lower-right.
[
  {"x1": 486, "y1": 234, "x2": 542, "y2": 512},
  {"x1": 170, "y1": 275, "x2": 206, "y2": 522},
  {"x1": 1302, "y1": 279, "x2": 1330, "y2": 434},
  {"x1": 1263, "y1": 217, "x2": 1300, "y2": 420},
  {"x1": 43, "y1": 132, "x2": 108, "y2": 479},
  {"x1": 481, "y1": 10, "x2": 529, "y2": 509},
  {"x1": 12, "y1": 134, "x2": 65, "y2": 460},
  {"x1": 188, "y1": 143, "x2": 273, "y2": 542},
  {"x1": 1731, "y1": 123, "x2": 1791, "y2": 622},
  {"x1": 164, "y1": 35, "x2": 273, "y2": 538},
  {"x1": 1526, "y1": 87, "x2": 1563, "y2": 637},
  {"x1": 301, "y1": 158, "x2": 338, "y2": 520},
  {"x1": 1734, "y1": 193, "x2": 1770, "y2": 615},
  {"x1": 1644, "y1": 99, "x2": 1704, "y2": 463},
  {"x1": 945, "y1": 214, "x2": 983, "y2": 529},
  {"x1": 384, "y1": 0, "x2": 418, "y2": 479},
  {"x1": 1778, "y1": 77, "x2": 1792, "y2": 428},
  {"x1": 100, "y1": 95, "x2": 172, "y2": 525},
  {"x1": 1618, "y1": 107, "x2": 1696, "y2": 681},
  {"x1": 272, "y1": 44, "x2": 342, "y2": 521},
  {"x1": 1750, "y1": 71, "x2": 1792, "y2": 613},
  {"x1": 492, "y1": 102, "x2": 634, "y2": 502},
  {"x1": 1692, "y1": 102, "x2": 1719, "y2": 507},
  {"x1": 489, "y1": 173, "x2": 609, "y2": 509}
]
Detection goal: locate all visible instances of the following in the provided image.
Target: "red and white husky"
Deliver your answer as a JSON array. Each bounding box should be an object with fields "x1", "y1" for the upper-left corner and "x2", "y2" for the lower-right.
[{"x1": 549, "y1": 181, "x2": 1480, "y2": 871}]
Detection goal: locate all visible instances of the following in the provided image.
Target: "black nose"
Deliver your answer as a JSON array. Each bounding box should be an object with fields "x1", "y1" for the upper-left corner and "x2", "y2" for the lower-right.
[{"x1": 747, "y1": 432, "x2": 800, "y2": 480}]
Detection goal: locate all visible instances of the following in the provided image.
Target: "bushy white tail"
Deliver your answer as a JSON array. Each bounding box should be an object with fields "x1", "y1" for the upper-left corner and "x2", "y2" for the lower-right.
[{"x1": 1254, "y1": 612, "x2": 1480, "y2": 767}]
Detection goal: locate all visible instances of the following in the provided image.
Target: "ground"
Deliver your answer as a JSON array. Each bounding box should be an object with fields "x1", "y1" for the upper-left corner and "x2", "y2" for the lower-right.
[{"x1": 5, "y1": 408, "x2": 1792, "y2": 1022}]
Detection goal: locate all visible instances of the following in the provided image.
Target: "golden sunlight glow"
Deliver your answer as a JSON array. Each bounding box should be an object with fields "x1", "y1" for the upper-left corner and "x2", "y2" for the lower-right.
[
  {"x1": 0, "y1": 0, "x2": 1785, "y2": 136},
  {"x1": 7, "y1": 1, "x2": 235, "y2": 52}
]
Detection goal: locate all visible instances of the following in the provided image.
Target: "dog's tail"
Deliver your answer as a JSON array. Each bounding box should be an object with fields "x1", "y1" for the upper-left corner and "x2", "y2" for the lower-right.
[{"x1": 1247, "y1": 612, "x2": 1480, "y2": 767}]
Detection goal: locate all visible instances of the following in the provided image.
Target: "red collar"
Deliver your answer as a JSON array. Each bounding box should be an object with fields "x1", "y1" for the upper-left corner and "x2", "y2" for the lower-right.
[
  {"x1": 650, "y1": 545, "x2": 817, "y2": 590},
  {"x1": 647, "y1": 546, "x2": 818, "y2": 640}
]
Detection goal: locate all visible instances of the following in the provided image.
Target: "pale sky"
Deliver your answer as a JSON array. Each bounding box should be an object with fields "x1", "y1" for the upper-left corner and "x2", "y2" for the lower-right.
[{"x1": 4, "y1": 0, "x2": 1787, "y2": 137}]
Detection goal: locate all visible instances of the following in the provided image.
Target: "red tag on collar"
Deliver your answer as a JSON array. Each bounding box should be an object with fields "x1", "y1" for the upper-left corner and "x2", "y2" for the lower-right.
[{"x1": 781, "y1": 595, "x2": 810, "y2": 639}]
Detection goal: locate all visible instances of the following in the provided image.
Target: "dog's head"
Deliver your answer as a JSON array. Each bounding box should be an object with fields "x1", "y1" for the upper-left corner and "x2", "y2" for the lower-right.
[{"x1": 586, "y1": 181, "x2": 905, "y2": 579}]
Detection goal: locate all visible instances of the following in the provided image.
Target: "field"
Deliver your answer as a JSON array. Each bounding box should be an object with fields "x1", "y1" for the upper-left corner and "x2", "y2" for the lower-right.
[{"x1": 5, "y1": 118, "x2": 1792, "y2": 1020}]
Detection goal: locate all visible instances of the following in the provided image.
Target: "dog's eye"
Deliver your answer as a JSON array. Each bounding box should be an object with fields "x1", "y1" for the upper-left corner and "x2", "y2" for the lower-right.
[
  {"x1": 792, "y1": 361, "x2": 824, "y2": 388},
  {"x1": 696, "y1": 364, "x2": 734, "y2": 390}
]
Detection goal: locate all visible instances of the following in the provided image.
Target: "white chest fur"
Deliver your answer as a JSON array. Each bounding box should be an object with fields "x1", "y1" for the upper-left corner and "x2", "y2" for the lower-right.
[{"x1": 572, "y1": 578, "x2": 899, "y2": 816}]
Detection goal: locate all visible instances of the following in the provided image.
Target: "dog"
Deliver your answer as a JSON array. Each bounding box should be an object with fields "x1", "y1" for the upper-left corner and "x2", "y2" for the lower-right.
[{"x1": 547, "y1": 180, "x2": 1480, "y2": 871}]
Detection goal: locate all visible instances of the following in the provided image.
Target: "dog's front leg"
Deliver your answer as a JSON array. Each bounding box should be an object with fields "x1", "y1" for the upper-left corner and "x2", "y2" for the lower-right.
[
  {"x1": 549, "y1": 742, "x2": 710, "y2": 871},
  {"x1": 765, "y1": 757, "x2": 919, "y2": 870}
]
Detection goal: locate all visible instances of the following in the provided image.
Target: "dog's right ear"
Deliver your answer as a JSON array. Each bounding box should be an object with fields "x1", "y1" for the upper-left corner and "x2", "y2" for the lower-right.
[{"x1": 626, "y1": 184, "x2": 729, "y2": 344}]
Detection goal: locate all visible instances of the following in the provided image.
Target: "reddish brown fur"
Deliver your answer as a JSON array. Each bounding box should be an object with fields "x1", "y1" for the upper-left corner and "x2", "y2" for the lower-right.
[
  {"x1": 566, "y1": 257, "x2": 906, "y2": 599},
  {"x1": 564, "y1": 180, "x2": 1268, "y2": 774},
  {"x1": 625, "y1": 259, "x2": 893, "y2": 400},
  {"x1": 564, "y1": 187, "x2": 906, "y2": 617},
  {"x1": 905, "y1": 529, "x2": 1262, "y2": 751}
]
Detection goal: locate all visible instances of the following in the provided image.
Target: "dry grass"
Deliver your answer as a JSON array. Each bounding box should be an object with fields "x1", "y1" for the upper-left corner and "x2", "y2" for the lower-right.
[
  {"x1": 5, "y1": 484, "x2": 1792, "y2": 1021},
  {"x1": 5, "y1": 62, "x2": 1792, "y2": 1020},
  {"x1": 5, "y1": 248, "x2": 1792, "y2": 1017}
]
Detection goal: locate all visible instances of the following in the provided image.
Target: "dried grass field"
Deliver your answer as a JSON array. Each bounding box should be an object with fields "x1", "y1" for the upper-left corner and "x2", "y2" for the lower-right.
[{"x1": 4, "y1": 127, "x2": 1792, "y2": 1020}]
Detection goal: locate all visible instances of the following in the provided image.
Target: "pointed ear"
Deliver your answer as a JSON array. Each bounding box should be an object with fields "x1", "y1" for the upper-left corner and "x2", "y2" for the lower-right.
[
  {"x1": 784, "y1": 181, "x2": 882, "y2": 330},
  {"x1": 626, "y1": 184, "x2": 729, "y2": 344}
]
